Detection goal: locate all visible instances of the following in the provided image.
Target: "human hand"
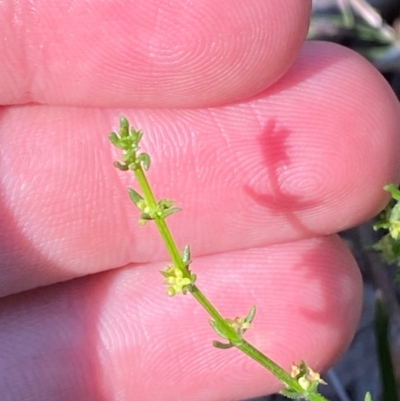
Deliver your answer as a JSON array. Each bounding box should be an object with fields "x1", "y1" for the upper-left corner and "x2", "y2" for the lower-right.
[{"x1": 1, "y1": 1, "x2": 399, "y2": 400}]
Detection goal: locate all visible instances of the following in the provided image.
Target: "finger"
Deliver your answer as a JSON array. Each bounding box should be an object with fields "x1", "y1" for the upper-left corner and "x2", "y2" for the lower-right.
[
  {"x1": 1, "y1": 41, "x2": 398, "y2": 296},
  {"x1": 0, "y1": 0, "x2": 310, "y2": 107},
  {"x1": 0, "y1": 235, "x2": 362, "y2": 401}
]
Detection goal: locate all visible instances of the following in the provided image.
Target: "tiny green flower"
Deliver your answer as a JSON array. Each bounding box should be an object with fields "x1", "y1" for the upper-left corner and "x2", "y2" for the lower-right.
[
  {"x1": 161, "y1": 265, "x2": 194, "y2": 296},
  {"x1": 156, "y1": 199, "x2": 181, "y2": 219},
  {"x1": 290, "y1": 361, "x2": 327, "y2": 391},
  {"x1": 136, "y1": 199, "x2": 149, "y2": 213},
  {"x1": 389, "y1": 218, "x2": 400, "y2": 240},
  {"x1": 225, "y1": 316, "x2": 252, "y2": 335},
  {"x1": 223, "y1": 306, "x2": 256, "y2": 336}
]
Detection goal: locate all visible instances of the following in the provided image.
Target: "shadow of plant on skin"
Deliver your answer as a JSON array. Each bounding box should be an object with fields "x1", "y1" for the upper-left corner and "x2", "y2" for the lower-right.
[{"x1": 244, "y1": 119, "x2": 320, "y2": 238}]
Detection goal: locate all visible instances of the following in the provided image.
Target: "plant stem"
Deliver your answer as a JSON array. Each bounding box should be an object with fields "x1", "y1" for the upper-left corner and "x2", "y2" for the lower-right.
[
  {"x1": 132, "y1": 163, "x2": 329, "y2": 401},
  {"x1": 135, "y1": 165, "x2": 240, "y2": 337},
  {"x1": 190, "y1": 285, "x2": 241, "y2": 340},
  {"x1": 237, "y1": 340, "x2": 301, "y2": 389},
  {"x1": 135, "y1": 167, "x2": 182, "y2": 264},
  {"x1": 111, "y1": 118, "x2": 330, "y2": 401}
]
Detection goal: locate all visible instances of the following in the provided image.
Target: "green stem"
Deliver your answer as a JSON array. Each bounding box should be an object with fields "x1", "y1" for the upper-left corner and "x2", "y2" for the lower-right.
[
  {"x1": 236, "y1": 341, "x2": 328, "y2": 400},
  {"x1": 237, "y1": 340, "x2": 301, "y2": 390},
  {"x1": 134, "y1": 167, "x2": 182, "y2": 264},
  {"x1": 190, "y1": 285, "x2": 241, "y2": 342},
  {"x1": 132, "y1": 163, "x2": 329, "y2": 401},
  {"x1": 134, "y1": 165, "x2": 240, "y2": 340},
  {"x1": 121, "y1": 136, "x2": 329, "y2": 401}
]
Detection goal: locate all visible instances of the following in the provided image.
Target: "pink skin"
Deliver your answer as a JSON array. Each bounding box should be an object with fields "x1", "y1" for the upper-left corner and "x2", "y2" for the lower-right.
[{"x1": 0, "y1": 1, "x2": 399, "y2": 400}]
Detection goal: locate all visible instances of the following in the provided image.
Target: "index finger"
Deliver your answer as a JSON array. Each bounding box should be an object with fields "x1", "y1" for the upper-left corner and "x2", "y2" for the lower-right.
[{"x1": 0, "y1": 0, "x2": 311, "y2": 107}]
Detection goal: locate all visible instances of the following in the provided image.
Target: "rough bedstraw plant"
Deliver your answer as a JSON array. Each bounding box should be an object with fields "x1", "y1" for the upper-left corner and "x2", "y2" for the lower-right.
[{"x1": 109, "y1": 116, "x2": 374, "y2": 401}]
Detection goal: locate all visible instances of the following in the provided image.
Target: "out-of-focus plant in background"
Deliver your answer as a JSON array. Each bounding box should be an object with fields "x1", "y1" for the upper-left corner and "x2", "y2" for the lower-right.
[{"x1": 309, "y1": 0, "x2": 400, "y2": 74}]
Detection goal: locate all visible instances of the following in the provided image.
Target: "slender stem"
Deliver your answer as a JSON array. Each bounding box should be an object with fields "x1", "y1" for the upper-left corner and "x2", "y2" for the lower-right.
[
  {"x1": 134, "y1": 164, "x2": 241, "y2": 342},
  {"x1": 190, "y1": 285, "x2": 242, "y2": 343},
  {"x1": 135, "y1": 167, "x2": 158, "y2": 209},
  {"x1": 128, "y1": 142, "x2": 329, "y2": 401},
  {"x1": 135, "y1": 166, "x2": 182, "y2": 264},
  {"x1": 237, "y1": 341, "x2": 329, "y2": 401},
  {"x1": 237, "y1": 340, "x2": 301, "y2": 389},
  {"x1": 190, "y1": 285, "x2": 228, "y2": 323},
  {"x1": 155, "y1": 217, "x2": 183, "y2": 266}
]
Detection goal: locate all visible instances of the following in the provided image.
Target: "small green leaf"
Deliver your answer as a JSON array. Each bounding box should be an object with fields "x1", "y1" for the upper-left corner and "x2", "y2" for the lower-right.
[
  {"x1": 109, "y1": 132, "x2": 124, "y2": 149},
  {"x1": 113, "y1": 161, "x2": 128, "y2": 171},
  {"x1": 384, "y1": 184, "x2": 400, "y2": 200},
  {"x1": 119, "y1": 116, "x2": 129, "y2": 137},
  {"x1": 364, "y1": 392, "x2": 373, "y2": 401},
  {"x1": 373, "y1": 220, "x2": 390, "y2": 231},
  {"x1": 161, "y1": 207, "x2": 182, "y2": 219},
  {"x1": 140, "y1": 213, "x2": 153, "y2": 222},
  {"x1": 128, "y1": 188, "x2": 144, "y2": 205},
  {"x1": 182, "y1": 245, "x2": 191, "y2": 265},
  {"x1": 245, "y1": 305, "x2": 257, "y2": 325},
  {"x1": 138, "y1": 153, "x2": 151, "y2": 170},
  {"x1": 158, "y1": 199, "x2": 174, "y2": 208},
  {"x1": 213, "y1": 340, "x2": 234, "y2": 349},
  {"x1": 209, "y1": 319, "x2": 231, "y2": 340},
  {"x1": 130, "y1": 128, "x2": 143, "y2": 143},
  {"x1": 373, "y1": 234, "x2": 400, "y2": 265}
]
